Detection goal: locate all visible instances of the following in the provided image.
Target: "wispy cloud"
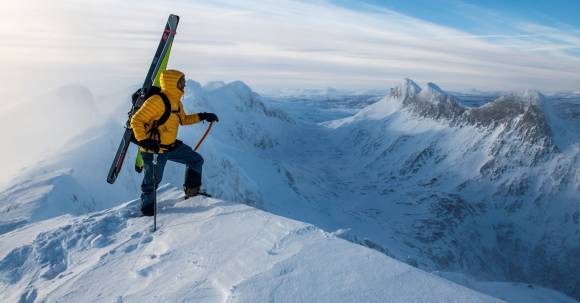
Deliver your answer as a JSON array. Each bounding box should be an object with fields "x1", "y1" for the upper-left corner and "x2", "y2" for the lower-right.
[{"x1": 1, "y1": 0, "x2": 579, "y2": 102}]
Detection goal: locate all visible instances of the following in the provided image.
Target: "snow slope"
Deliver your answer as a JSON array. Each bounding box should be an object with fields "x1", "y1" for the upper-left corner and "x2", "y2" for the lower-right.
[{"x1": 0, "y1": 191, "x2": 501, "y2": 303}]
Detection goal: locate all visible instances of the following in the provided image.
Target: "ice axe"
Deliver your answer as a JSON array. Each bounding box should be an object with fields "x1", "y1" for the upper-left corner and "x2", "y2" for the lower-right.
[{"x1": 194, "y1": 121, "x2": 214, "y2": 151}]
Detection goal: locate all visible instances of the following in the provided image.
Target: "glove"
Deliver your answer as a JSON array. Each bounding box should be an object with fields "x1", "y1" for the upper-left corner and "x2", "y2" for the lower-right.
[
  {"x1": 197, "y1": 112, "x2": 219, "y2": 123},
  {"x1": 138, "y1": 139, "x2": 160, "y2": 153}
]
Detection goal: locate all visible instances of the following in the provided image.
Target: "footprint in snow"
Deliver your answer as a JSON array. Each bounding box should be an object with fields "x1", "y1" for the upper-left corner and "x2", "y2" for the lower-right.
[
  {"x1": 123, "y1": 243, "x2": 138, "y2": 253},
  {"x1": 132, "y1": 238, "x2": 170, "y2": 278},
  {"x1": 141, "y1": 235, "x2": 153, "y2": 244}
]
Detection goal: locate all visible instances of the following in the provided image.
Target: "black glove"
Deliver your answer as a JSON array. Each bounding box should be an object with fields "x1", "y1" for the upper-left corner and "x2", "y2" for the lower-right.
[
  {"x1": 197, "y1": 112, "x2": 219, "y2": 123},
  {"x1": 138, "y1": 139, "x2": 160, "y2": 153}
]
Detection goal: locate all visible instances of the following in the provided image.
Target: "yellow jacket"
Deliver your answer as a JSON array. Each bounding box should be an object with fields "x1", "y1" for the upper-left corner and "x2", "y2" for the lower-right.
[{"x1": 130, "y1": 69, "x2": 201, "y2": 152}]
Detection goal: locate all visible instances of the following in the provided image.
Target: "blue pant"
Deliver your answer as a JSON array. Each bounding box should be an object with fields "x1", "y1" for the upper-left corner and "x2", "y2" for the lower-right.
[{"x1": 140, "y1": 142, "x2": 204, "y2": 208}]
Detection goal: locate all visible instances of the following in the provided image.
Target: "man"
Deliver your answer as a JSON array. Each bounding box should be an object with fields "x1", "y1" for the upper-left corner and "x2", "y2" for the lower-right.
[{"x1": 130, "y1": 69, "x2": 218, "y2": 216}]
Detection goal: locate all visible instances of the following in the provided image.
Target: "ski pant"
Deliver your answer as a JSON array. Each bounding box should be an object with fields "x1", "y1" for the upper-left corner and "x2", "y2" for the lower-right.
[{"x1": 140, "y1": 142, "x2": 204, "y2": 208}]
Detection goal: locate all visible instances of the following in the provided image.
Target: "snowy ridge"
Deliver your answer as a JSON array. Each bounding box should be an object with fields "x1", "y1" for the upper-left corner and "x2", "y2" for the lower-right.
[{"x1": 0, "y1": 192, "x2": 501, "y2": 303}]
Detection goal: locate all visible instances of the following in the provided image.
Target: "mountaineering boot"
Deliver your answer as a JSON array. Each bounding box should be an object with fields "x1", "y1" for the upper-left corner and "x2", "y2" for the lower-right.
[
  {"x1": 141, "y1": 203, "x2": 155, "y2": 217},
  {"x1": 184, "y1": 168, "x2": 202, "y2": 198},
  {"x1": 184, "y1": 186, "x2": 200, "y2": 198}
]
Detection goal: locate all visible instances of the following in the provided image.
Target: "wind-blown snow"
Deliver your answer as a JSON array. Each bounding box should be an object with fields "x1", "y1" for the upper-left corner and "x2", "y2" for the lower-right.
[{"x1": 0, "y1": 191, "x2": 501, "y2": 303}]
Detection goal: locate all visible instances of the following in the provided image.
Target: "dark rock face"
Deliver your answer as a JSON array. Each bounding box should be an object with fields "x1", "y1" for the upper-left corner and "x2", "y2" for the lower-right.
[
  {"x1": 394, "y1": 80, "x2": 556, "y2": 174},
  {"x1": 398, "y1": 84, "x2": 466, "y2": 123}
]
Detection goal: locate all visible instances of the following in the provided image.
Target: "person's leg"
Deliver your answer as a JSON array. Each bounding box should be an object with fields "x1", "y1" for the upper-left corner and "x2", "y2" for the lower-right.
[
  {"x1": 165, "y1": 143, "x2": 204, "y2": 196},
  {"x1": 140, "y1": 152, "x2": 168, "y2": 213}
]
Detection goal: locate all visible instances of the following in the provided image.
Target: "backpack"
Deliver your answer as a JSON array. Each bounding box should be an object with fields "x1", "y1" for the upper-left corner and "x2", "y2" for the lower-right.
[{"x1": 130, "y1": 86, "x2": 174, "y2": 145}]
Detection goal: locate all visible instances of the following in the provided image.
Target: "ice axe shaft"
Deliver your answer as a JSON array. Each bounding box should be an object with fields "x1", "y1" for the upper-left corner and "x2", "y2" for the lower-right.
[{"x1": 194, "y1": 122, "x2": 214, "y2": 151}]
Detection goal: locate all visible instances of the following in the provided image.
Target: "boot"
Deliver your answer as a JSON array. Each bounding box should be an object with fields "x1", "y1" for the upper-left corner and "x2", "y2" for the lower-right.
[
  {"x1": 184, "y1": 168, "x2": 202, "y2": 198},
  {"x1": 184, "y1": 186, "x2": 200, "y2": 198},
  {"x1": 140, "y1": 203, "x2": 154, "y2": 217}
]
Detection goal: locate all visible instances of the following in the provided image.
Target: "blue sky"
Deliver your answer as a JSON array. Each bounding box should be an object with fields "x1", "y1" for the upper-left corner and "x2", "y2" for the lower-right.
[
  {"x1": 335, "y1": 0, "x2": 580, "y2": 56},
  {"x1": 338, "y1": 0, "x2": 580, "y2": 29}
]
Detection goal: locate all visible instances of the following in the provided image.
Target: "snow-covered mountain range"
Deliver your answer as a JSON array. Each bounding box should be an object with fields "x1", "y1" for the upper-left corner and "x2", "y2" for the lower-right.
[
  {"x1": 0, "y1": 78, "x2": 578, "y2": 302},
  {"x1": 324, "y1": 79, "x2": 579, "y2": 300}
]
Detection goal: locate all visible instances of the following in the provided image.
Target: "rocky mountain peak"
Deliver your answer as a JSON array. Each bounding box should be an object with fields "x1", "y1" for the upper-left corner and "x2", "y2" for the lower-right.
[
  {"x1": 422, "y1": 82, "x2": 447, "y2": 104},
  {"x1": 388, "y1": 79, "x2": 465, "y2": 122},
  {"x1": 389, "y1": 78, "x2": 422, "y2": 100},
  {"x1": 514, "y1": 90, "x2": 545, "y2": 107}
]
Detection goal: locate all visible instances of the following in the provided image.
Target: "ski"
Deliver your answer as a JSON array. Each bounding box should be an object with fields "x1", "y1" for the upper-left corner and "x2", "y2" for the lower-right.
[{"x1": 107, "y1": 14, "x2": 179, "y2": 184}]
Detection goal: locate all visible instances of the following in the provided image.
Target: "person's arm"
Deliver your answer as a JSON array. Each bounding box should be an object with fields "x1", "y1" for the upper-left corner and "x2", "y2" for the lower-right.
[
  {"x1": 178, "y1": 104, "x2": 202, "y2": 126},
  {"x1": 178, "y1": 102, "x2": 219, "y2": 125},
  {"x1": 130, "y1": 95, "x2": 165, "y2": 141}
]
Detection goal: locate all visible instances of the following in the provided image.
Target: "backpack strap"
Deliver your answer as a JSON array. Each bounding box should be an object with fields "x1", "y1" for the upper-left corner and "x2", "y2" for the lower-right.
[
  {"x1": 156, "y1": 92, "x2": 172, "y2": 126},
  {"x1": 175, "y1": 105, "x2": 183, "y2": 124},
  {"x1": 144, "y1": 92, "x2": 171, "y2": 143},
  {"x1": 143, "y1": 92, "x2": 181, "y2": 150}
]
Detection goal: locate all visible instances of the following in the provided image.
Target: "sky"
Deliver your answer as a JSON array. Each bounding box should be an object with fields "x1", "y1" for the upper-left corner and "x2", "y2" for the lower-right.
[
  {"x1": 338, "y1": 0, "x2": 580, "y2": 32},
  {"x1": 1, "y1": 0, "x2": 580, "y2": 104}
]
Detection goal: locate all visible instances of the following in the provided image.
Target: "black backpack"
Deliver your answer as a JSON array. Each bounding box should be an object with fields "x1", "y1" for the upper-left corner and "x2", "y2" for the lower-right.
[{"x1": 130, "y1": 86, "x2": 174, "y2": 145}]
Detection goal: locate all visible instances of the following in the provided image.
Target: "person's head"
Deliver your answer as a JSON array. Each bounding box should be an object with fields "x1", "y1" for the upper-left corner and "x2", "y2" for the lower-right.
[
  {"x1": 160, "y1": 69, "x2": 186, "y2": 96},
  {"x1": 177, "y1": 75, "x2": 186, "y2": 92}
]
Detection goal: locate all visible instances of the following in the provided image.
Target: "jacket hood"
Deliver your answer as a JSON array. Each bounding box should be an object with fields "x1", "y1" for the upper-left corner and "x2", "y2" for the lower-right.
[{"x1": 160, "y1": 69, "x2": 185, "y2": 100}]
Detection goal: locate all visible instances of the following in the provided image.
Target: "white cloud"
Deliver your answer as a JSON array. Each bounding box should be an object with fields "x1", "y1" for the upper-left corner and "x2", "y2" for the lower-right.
[{"x1": 1, "y1": 0, "x2": 579, "y2": 103}]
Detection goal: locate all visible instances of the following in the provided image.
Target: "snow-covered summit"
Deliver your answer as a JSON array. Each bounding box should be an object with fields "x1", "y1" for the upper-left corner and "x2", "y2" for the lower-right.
[
  {"x1": 513, "y1": 90, "x2": 545, "y2": 107},
  {"x1": 213, "y1": 80, "x2": 254, "y2": 100},
  {"x1": 393, "y1": 79, "x2": 465, "y2": 121},
  {"x1": 383, "y1": 79, "x2": 549, "y2": 128},
  {"x1": 390, "y1": 78, "x2": 421, "y2": 100},
  {"x1": 423, "y1": 82, "x2": 448, "y2": 102},
  {"x1": 358, "y1": 79, "x2": 555, "y2": 156},
  {"x1": 203, "y1": 80, "x2": 227, "y2": 91},
  {"x1": 0, "y1": 193, "x2": 502, "y2": 303},
  {"x1": 185, "y1": 79, "x2": 203, "y2": 94},
  {"x1": 198, "y1": 80, "x2": 292, "y2": 124}
]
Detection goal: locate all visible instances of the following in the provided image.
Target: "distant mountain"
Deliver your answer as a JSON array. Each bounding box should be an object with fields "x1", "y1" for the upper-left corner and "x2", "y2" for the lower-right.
[{"x1": 202, "y1": 80, "x2": 227, "y2": 91}]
